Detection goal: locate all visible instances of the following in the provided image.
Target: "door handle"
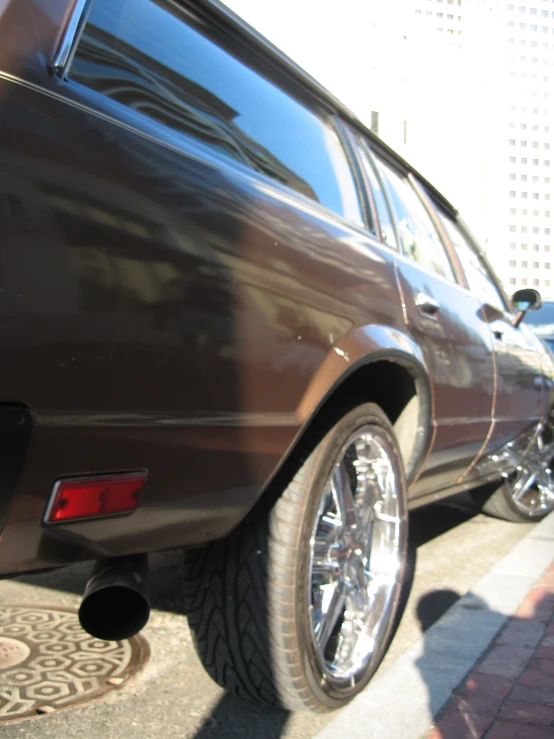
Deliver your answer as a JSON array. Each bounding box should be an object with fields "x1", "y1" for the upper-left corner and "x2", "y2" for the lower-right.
[
  {"x1": 493, "y1": 329, "x2": 503, "y2": 341},
  {"x1": 415, "y1": 293, "x2": 440, "y2": 317}
]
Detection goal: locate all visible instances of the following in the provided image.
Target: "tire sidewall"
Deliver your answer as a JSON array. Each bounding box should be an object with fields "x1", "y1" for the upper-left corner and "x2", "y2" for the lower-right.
[{"x1": 292, "y1": 403, "x2": 408, "y2": 710}]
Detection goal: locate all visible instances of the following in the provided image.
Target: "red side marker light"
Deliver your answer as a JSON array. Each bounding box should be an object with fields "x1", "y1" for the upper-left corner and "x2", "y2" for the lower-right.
[{"x1": 45, "y1": 472, "x2": 146, "y2": 523}]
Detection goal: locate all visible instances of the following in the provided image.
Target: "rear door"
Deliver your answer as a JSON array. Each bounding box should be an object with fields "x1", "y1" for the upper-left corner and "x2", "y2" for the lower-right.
[
  {"x1": 436, "y1": 213, "x2": 543, "y2": 457},
  {"x1": 356, "y1": 143, "x2": 495, "y2": 495}
]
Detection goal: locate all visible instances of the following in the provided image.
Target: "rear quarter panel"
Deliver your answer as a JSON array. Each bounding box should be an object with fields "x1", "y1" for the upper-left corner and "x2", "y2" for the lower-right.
[{"x1": 0, "y1": 66, "x2": 411, "y2": 571}]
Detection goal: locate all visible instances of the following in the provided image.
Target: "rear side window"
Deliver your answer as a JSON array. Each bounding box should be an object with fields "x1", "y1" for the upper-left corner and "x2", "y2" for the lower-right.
[
  {"x1": 355, "y1": 139, "x2": 397, "y2": 248},
  {"x1": 70, "y1": 0, "x2": 363, "y2": 226},
  {"x1": 376, "y1": 159, "x2": 456, "y2": 282},
  {"x1": 438, "y1": 212, "x2": 506, "y2": 311}
]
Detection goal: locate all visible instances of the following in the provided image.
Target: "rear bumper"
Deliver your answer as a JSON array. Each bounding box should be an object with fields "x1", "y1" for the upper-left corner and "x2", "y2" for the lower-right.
[{"x1": 0, "y1": 409, "x2": 298, "y2": 575}]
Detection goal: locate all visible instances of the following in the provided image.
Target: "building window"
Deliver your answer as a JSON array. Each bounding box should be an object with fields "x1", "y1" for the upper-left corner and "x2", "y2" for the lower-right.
[
  {"x1": 545, "y1": 279, "x2": 551, "y2": 287},
  {"x1": 534, "y1": 279, "x2": 540, "y2": 286},
  {"x1": 510, "y1": 243, "x2": 517, "y2": 249},
  {"x1": 534, "y1": 261, "x2": 540, "y2": 268},
  {"x1": 510, "y1": 278, "x2": 517, "y2": 285},
  {"x1": 522, "y1": 278, "x2": 528, "y2": 285},
  {"x1": 522, "y1": 244, "x2": 529, "y2": 250},
  {"x1": 546, "y1": 245, "x2": 551, "y2": 253},
  {"x1": 510, "y1": 225, "x2": 517, "y2": 232},
  {"x1": 546, "y1": 262, "x2": 551, "y2": 269},
  {"x1": 534, "y1": 244, "x2": 540, "y2": 251}
]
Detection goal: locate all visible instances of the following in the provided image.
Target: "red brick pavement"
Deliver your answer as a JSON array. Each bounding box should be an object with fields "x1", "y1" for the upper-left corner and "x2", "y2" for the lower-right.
[{"x1": 426, "y1": 560, "x2": 554, "y2": 738}]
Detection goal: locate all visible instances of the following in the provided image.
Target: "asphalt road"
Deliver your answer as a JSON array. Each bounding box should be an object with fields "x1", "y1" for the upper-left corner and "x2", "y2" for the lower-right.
[{"x1": 0, "y1": 493, "x2": 534, "y2": 739}]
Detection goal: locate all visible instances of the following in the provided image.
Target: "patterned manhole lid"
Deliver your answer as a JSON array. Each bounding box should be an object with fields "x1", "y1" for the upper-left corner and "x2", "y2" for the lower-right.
[{"x1": 0, "y1": 605, "x2": 149, "y2": 723}]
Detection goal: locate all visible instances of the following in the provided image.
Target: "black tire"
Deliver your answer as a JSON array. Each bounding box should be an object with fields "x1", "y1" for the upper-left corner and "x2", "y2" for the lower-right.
[
  {"x1": 475, "y1": 477, "x2": 553, "y2": 523},
  {"x1": 183, "y1": 403, "x2": 408, "y2": 712},
  {"x1": 473, "y1": 416, "x2": 554, "y2": 523}
]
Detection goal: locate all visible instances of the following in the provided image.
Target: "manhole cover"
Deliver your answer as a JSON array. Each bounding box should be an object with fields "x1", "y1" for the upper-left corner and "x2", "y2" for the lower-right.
[{"x1": 0, "y1": 605, "x2": 148, "y2": 723}]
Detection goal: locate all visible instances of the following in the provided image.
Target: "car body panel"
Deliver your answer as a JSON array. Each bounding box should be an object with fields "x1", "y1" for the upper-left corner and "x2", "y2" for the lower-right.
[
  {"x1": 0, "y1": 63, "x2": 410, "y2": 573},
  {"x1": 394, "y1": 254, "x2": 496, "y2": 495}
]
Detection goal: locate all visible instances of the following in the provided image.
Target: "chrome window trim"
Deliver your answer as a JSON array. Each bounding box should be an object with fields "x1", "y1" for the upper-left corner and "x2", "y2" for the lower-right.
[{"x1": 49, "y1": 0, "x2": 94, "y2": 79}]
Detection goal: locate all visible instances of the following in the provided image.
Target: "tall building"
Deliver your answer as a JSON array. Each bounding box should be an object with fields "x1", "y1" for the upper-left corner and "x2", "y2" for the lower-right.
[
  {"x1": 224, "y1": 0, "x2": 553, "y2": 296},
  {"x1": 499, "y1": 2, "x2": 553, "y2": 297}
]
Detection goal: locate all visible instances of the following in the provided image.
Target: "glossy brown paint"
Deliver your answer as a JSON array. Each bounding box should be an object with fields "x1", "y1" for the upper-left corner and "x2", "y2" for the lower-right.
[
  {"x1": 0, "y1": 8, "x2": 415, "y2": 572},
  {"x1": 0, "y1": 0, "x2": 550, "y2": 576}
]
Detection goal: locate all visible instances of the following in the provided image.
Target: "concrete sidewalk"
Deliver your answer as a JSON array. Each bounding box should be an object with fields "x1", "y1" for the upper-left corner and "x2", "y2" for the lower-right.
[
  {"x1": 427, "y1": 558, "x2": 554, "y2": 738},
  {"x1": 315, "y1": 512, "x2": 554, "y2": 739}
]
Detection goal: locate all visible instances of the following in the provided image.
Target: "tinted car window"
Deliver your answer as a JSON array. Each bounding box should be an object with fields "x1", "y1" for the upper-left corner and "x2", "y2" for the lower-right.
[
  {"x1": 438, "y1": 212, "x2": 506, "y2": 311},
  {"x1": 70, "y1": 0, "x2": 363, "y2": 226},
  {"x1": 355, "y1": 139, "x2": 397, "y2": 248},
  {"x1": 376, "y1": 159, "x2": 455, "y2": 282}
]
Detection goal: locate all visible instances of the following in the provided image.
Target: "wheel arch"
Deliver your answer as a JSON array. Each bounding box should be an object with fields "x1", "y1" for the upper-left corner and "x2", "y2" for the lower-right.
[{"x1": 292, "y1": 325, "x2": 433, "y2": 485}]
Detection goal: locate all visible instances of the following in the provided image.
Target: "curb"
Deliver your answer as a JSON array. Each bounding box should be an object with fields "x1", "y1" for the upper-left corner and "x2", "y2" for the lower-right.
[{"x1": 314, "y1": 511, "x2": 554, "y2": 739}]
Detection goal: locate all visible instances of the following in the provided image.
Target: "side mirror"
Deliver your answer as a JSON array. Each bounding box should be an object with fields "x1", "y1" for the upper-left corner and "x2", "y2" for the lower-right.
[{"x1": 512, "y1": 288, "x2": 542, "y2": 328}]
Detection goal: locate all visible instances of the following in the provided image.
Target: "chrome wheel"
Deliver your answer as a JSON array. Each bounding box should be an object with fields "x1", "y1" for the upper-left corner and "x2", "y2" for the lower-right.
[
  {"x1": 308, "y1": 425, "x2": 407, "y2": 688},
  {"x1": 507, "y1": 421, "x2": 554, "y2": 518}
]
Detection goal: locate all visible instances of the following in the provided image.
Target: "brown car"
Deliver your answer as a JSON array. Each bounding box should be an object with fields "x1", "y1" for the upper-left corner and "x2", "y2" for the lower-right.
[{"x1": 0, "y1": 0, "x2": 553, "y2": 713}]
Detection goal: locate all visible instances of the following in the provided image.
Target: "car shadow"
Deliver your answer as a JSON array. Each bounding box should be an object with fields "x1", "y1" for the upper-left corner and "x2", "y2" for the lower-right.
[
  {"x1": 414, "y1": 586, "x2": 553, "y2": 737},
  {"x1": 192, "y1": 693, "x2": 289, "y2": 739}
]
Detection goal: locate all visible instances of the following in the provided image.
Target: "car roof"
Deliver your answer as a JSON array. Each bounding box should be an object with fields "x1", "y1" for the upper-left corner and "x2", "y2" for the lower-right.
[{"x1": 192, "y1": 0, "x2": 458, "y2": 218}]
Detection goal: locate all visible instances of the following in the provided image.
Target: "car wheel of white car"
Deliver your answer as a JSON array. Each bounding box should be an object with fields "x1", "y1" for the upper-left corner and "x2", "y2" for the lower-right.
[{"x1": 182, "y1": 403, "x2": 408, "y2": 712}]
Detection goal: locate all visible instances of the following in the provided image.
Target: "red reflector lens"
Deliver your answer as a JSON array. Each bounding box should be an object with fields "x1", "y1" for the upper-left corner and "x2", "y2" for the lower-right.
[{"x1": 46, "y1": 473, "x2": 146, "y2": 523}]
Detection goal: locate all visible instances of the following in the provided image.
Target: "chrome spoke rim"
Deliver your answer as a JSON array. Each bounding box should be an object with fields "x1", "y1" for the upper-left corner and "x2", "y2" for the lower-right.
[
  {"x1": 507, "y1": 420, "x2": 554, "y2": 517},
  {"x1": 308, "y1": 425, "x2": 406, "y2": 688}
]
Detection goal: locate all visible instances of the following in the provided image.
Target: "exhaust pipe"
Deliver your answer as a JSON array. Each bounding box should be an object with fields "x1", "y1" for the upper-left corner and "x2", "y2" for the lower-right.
[{"x1": 79, "y1": 554, "x2": 150, "y2": 641}]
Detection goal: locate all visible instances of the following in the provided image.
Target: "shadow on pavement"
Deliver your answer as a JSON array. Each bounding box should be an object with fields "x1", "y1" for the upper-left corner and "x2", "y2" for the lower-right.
[
  {"x1": 414, "y1": 586, "x2": 553, "y2": 737},
  {"x1": 192, "y1": 693, "x2": 289, "y2": 739}
]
